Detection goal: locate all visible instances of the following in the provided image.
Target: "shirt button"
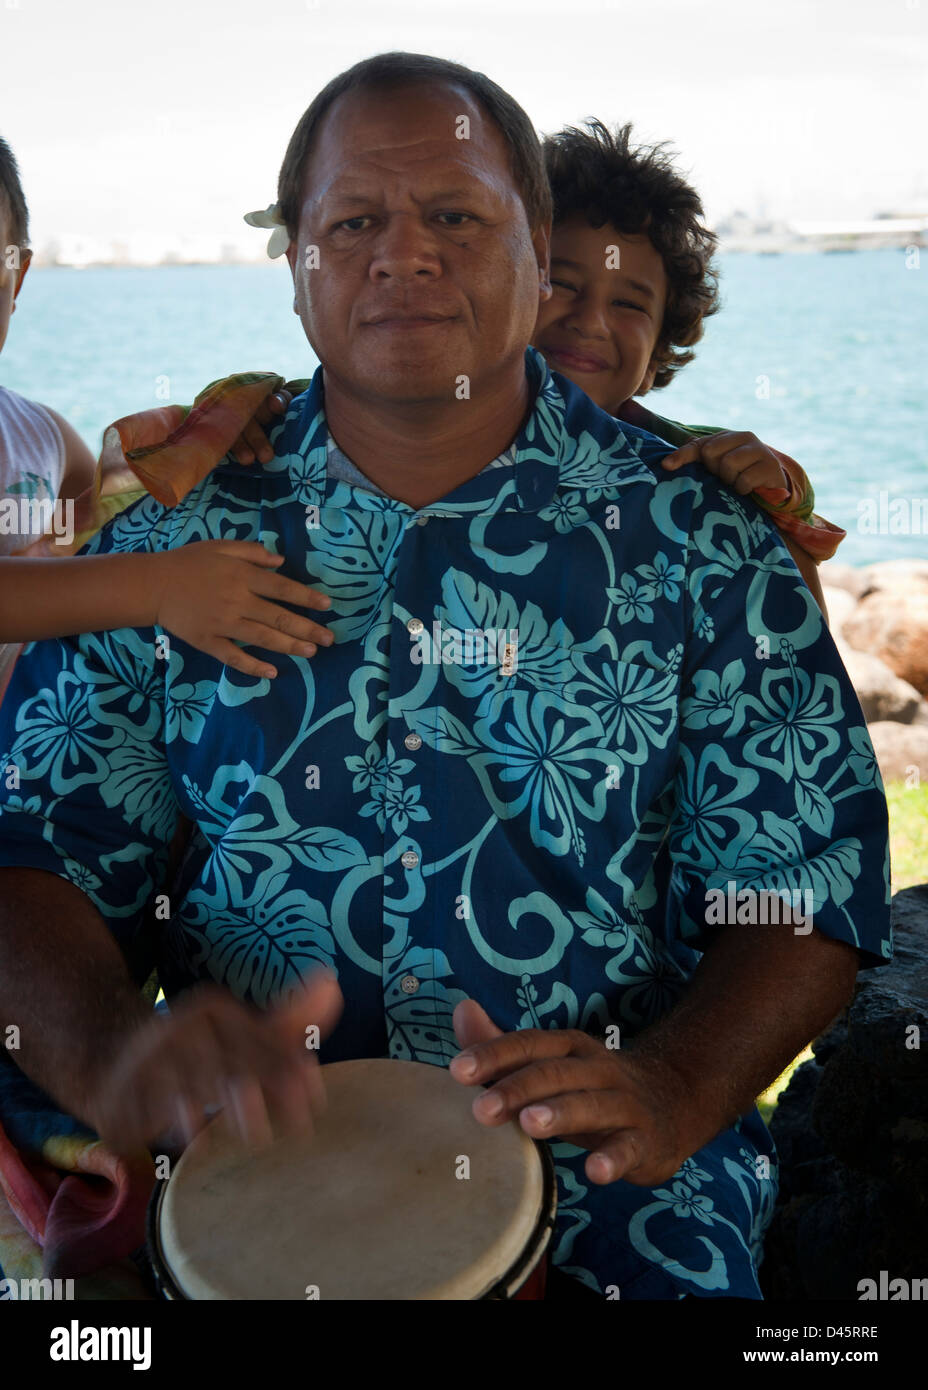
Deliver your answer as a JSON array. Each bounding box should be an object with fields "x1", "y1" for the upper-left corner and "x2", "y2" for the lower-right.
[
  {"x1": 404, "y1": 733, "x2": 422, "y2": 751},
  {"x1": 400, "y1": 975, "x2": 420, "y2": 994},
  {"x1": 415, "y1": 515, "x2": 429, "y2": 527},
  {"x1": 407, "y1": 618, "x2": 424, "y2": 636},
  {"x1": 400, "y1": 850, "x2": 419, "y2": 869}
]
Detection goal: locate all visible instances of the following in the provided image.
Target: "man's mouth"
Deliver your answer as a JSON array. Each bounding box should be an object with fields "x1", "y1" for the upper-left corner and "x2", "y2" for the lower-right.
[
  {"x1": 542, "y1": 345, "x2": 611, "y2": 372},
  {"x1": 365, "y1": 312, "x2": 457, "y2": 329}
]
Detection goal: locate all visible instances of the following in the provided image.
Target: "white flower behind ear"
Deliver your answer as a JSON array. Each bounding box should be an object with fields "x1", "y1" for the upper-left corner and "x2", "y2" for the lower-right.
[{"x1": 243, "y1": 203, "x2": 290, "y2": 259}]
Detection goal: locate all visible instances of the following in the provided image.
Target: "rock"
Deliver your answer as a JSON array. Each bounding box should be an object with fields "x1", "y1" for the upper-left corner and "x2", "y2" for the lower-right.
[
  {"x1": 833, "y1": 640, "x2": 923, "y2": 723},
  {"x1": 865, "y1": 720, "x2": 928, "y2": 782},
  {"x1": 843, "y1": 589, "x2": 928, "y2": 699},
  {"x1": 846, "y1": 915, "x2": 928, "y2": 1080},
  {"x1": 821, "y1": 585, "x2": 856, "y2": 635},
  {"x1": 761, "y1": 885, "x2": 928, "y2": 1300},
  {"x1": 860, "y1": 559, "x2": 928, "y2": 596},
  {"x1": 763, "y1": 1057, "x2": 829, "y2": 1197},
  {"x1": 820, "y1": 562, "x2": 869, "y2": 599},
  {"x1": 811, "y1": 1015, "x2": 849, "y2": 1068},
  {"x1": 811, "y1": 1047, "x2": 885, "y2": 1176},
  {"x1": 792, "y1": 1180, "x2": 920, "y2": 1298}
]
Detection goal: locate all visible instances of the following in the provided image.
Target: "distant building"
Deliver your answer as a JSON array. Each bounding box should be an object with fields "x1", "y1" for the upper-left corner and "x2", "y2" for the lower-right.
[{"x1": 716, "y1": 211, "x2": 928, "y2": 253}]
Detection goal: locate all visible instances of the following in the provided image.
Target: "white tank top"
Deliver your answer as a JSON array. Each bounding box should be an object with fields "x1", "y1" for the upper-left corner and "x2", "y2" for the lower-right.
[
  {"x1": 0, "y1": 385, "x2": 66, "y2": 552},
  {"x1": 0, "y1": 385, "x2": 66, "y2": 697}
]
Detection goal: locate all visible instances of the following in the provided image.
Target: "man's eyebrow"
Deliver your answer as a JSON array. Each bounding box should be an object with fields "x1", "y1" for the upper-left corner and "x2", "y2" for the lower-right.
[
  {"x1": 319, "y1": 184, "x2": 490, "y2": 209},
  {"x1": 550, "y1": 257, "x2": 658, "y2": 301}
]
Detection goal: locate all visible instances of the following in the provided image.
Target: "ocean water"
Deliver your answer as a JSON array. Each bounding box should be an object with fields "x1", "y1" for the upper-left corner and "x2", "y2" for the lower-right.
[{"x1": 1, "y1": 250, "x2": 925, "y2": 568}]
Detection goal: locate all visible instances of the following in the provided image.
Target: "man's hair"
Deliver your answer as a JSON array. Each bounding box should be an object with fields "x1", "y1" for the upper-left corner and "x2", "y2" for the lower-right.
[
  {"x1": 277, "y1": 51, "x2": 552, "y2": 241},
  {"x1": 0, "y1": 137, "x2": 29, "y2": 250},
  {"x1": 542, "y1": 119, "x2": 720, "y2": 390}
]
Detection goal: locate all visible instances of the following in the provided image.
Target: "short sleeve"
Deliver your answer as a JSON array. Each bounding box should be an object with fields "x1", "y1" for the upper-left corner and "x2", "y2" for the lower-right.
[
  {"x1": 666, "y1": 479, "x2": 892, "y2": 970},
  {"x1": 0, "y1": 493, "x2": 181, "y2": 961}
]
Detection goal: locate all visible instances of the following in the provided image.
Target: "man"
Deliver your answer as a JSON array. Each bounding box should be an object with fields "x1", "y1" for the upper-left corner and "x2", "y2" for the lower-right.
[{"x1": 0, "y1": 52, "x2": 891, "y2": 1299}]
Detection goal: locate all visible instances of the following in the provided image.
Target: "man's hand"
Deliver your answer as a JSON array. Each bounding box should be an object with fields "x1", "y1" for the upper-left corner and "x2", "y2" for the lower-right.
[
  {"x1": 229, "y1": 388, "x2": 293, "y2": 465},
  {"x1": 661, "y1": 430, "x2": 791, "y2": 499},
  {"x1": 450, "y1": 999, "x2": 698, "y2": 1188},
  {"x1": 86, "y1": 968, "x2": 343, "y2": 1156}
]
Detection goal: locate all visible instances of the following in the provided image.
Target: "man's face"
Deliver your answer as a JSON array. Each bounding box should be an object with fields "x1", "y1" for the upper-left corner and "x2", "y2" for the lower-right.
[
  {"x1": 285, "y1": 82, "x2": 551, "y2": 406},
  {"x1": 533, "y1": 216, "x2": 668, "y2": 415},
  {"x1": 0, "y1": 210, "x2": 32, "y2": 357}
]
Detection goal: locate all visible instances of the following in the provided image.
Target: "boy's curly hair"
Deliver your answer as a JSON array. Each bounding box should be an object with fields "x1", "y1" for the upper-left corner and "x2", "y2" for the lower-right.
[
  {"x1": 542, "y1": 120, "x2": 719, "y2": 390},
  {"x1": 0, "y1": 137, "x2": 29, "y2": 250}
]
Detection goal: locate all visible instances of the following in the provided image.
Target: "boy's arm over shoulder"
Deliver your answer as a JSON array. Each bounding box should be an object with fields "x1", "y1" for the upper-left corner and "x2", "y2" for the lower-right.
[{"x1": 624, "y1": 400, "x2": 848, "y2": 571}]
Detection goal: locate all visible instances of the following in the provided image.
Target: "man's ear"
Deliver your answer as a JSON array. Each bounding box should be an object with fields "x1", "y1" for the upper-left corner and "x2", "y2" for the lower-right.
[
  {"x1": 532, "y1": 219, "x2": 553, "y2": 302},
  {"x1": 285, "y1": 241, "x2": 300, "y2": 315}
]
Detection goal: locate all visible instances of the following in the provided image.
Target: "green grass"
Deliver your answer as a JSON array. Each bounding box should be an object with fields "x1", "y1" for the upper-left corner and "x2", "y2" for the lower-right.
[
  {"x1": 758, "y1": 778, "x2": 927, "y2": 1120},
  {"x1": 885, "y1": 779, "x2": 928, "y2": 893},
  {"x1": 757, "y1": 1044, "x2": 814, "y2": 1125}
]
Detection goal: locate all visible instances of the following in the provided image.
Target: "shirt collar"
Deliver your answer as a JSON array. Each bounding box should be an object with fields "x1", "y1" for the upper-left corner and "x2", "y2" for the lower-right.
[
  {"x1": 244, "y1": 344, "x2": 644, "y2": 516},
  {"x1": 324, "y1": 430, "x2": 517, "y2": 497}
]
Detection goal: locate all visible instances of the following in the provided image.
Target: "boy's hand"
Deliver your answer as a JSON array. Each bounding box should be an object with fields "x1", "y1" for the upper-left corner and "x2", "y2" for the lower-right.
[
  {"x1": 153, "y1": 540, "x2": 334, "y2": 678},
  {"x1": 661, "y1": 431, "x2": 791, "y2": 500},
  {"x1": 229, "y1": 388, "x2": 293, "y2": 465}
]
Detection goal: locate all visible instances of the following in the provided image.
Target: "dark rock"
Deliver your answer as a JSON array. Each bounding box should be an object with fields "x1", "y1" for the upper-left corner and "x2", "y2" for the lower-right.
[
  {"x1": 761, "y1": 883, "x2": 928, "y2": 1300},
  {"x1": 795, "y1": 1180, "x2": 924, "y2": 1299},
  {"x1": 768, "y1": 1058, "x2": 829, "y2": 1197},
  {"x1": 811, "y1": 1016, "x2": 848, "y2": 1066},
  {"x1": 812, "y1": 1047, "x2": 889, "y2": 1175}
]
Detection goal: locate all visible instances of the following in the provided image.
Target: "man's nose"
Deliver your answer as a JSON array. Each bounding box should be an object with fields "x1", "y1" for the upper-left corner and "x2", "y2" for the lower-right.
[{"x1": 369, "y1": 213, "x2": 441, "y2": 281}]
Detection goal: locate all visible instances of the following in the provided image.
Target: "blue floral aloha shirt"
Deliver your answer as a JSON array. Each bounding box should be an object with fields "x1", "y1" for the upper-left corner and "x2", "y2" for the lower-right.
[{"x1": 0, "y1": 345, "x2": 892, "y2": 1299}]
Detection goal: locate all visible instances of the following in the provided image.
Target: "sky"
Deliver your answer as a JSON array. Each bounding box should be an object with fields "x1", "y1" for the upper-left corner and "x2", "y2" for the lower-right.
[{"x1": 2, "y1": 0, "x2": 926, "y2": 260}]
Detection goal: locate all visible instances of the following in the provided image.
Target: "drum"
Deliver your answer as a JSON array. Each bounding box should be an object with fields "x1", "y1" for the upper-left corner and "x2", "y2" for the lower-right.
[{"x1": 146, "y1": 1057, "x2": 557, "y2": 1300}]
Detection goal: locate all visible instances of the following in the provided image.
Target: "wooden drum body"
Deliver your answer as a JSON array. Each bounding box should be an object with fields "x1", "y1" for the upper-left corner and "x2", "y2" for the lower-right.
[{"x1": 147, "y1": 1058, "x2": 557, "y2": 1300}]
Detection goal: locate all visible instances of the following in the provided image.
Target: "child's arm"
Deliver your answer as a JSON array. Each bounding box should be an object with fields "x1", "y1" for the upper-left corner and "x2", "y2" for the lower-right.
[
  {"x1": 660, "y1": 429, "x2": 793, "y2": 499},
  {"x1": 168, "y1": 376, "x2": 307, "y2": 468},
  {"x1": 227, "y1": 381, "x2": 308, "y2": 464},
  {"x1": 659, "y1": 429, "x2": 840, "y2": 624},
  {"x1": 41, "y1": 405, "x2": 97, "y2": 503},
  {"x1": 0, "y1": 542, "x2": 334, "y2": 679}
]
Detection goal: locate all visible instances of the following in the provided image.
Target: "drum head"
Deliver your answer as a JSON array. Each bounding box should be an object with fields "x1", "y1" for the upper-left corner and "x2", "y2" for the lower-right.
[{"x1": 155, "y1": 1058, "x2": 551, "y2": 1300}]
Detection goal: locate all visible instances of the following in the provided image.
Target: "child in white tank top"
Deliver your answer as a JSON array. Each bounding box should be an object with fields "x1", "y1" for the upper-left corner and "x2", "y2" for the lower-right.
[
  {"x1": 0, "y1": 385, "x2": 65, "y2": 554},
  {"x1": 0, "y1": 386, "x2": 67, "y2": 689},
  {"x1": 0, "y1": 139, "x2": 334, "y2": 706}
]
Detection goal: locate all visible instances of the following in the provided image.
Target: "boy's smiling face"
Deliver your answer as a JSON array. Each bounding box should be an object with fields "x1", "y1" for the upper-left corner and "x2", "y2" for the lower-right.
[
  {"x1": 533, "y1": 215, "x2": 668, "y2": 415},
  {"x1": 0, "y1": 209, "x2": 31, "y2": 357}
]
